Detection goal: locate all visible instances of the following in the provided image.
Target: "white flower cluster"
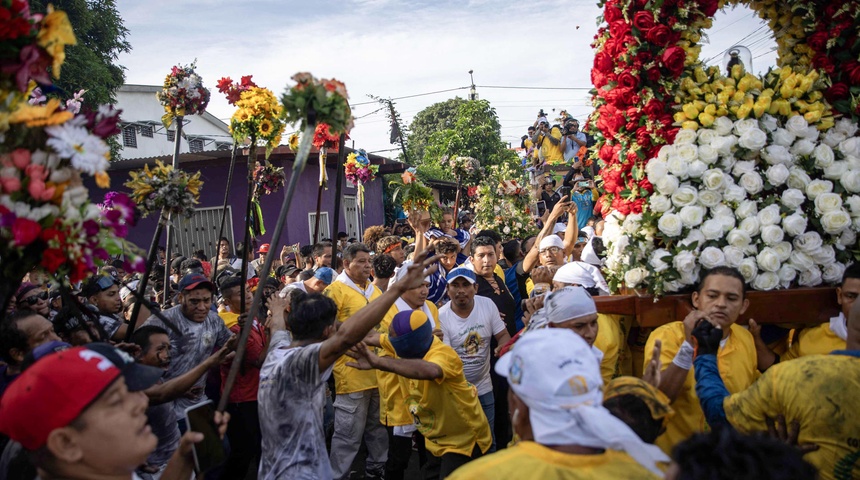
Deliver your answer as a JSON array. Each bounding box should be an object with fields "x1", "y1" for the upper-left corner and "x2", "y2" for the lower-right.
[{"x1": 604, "y1": 115, "x2": 859, "y2": 295}]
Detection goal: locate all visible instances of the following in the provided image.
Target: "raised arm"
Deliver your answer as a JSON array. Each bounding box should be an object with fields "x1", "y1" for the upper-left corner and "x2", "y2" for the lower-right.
[
  {"x1": 347, "y1": 342, "x2": 442, "y2": 380},
  {"x1": 563, "y1": 203, "x2": 580, "y2": 257},
  {"x1": 144, "y1": 341, "x2": 235, "y2": 405},
  {"x1": 523, "y1": 196, "x2": 570, "y2": 273}
]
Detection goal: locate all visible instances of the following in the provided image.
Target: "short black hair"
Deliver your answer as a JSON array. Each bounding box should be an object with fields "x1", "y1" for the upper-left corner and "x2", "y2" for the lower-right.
[
  {"x1": 842, "y1": 262, "x2": 860, "y2": 286},
  {"x1": 313, "y1": 241, "x2": 333, "y2": 259},
  {"x1": 471, "y1": 235, "x2": 498, "y2": 255},
  {"x1": 192, "y1": 249, "x2": 208, "y2": 262},
  {"x1": 603, "y1": 394, "x2": 664, "y2": 444},
  {"x1": 170, "y1": 256, "x2": 187, "y2": 274},
  {"x1": 289, "y1": 293, "x2": 338, "y2": 341},
  {"x1": 337, "y1": 231, "x2": 348, "y2": 239},
  {"x1": 131, "y1": 325, "x2": 169, "y2": 355},
  {"x1": 475, "y1": 229, "x2": 502, "y2": 245},
  {"x1": 299, "y1": 244, "x2": 314, "y2": 258},
  {"x1": 671, "y1": 427, "x2": 816, "y2": 480},
  {"x1": 520, "y1": 235, "x2": 537, "y2": 255},
  {"x1": 298, "y1": 269, "x2": 314, "y2": 281},
  {"x1": 0, "y1": 310, "x2": 38, "y2": 364},
  {"x1": 697, "y1": 266, "x2": 746, "y2": 298},
  {"x1": 344, "y1": 243, "x2": 372, "y2": 262},
  {"x1": 372, "y1": 254, "x2": 397, "y2": 279},
  {"x1": 434, "y1": 237, "x2": 460, "y2": 255},
  {"x1": 180, "y1": 258, "x2": 203, "y2": 274},
  {"x1": 218, "y1": 276, "x2": 243, "y2": 296},
  {"x1": 502, "y1": 239, "x2": 521, "y2": 264}
]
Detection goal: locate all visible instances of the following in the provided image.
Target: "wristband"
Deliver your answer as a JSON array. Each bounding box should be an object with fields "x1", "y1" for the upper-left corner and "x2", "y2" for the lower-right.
[{"x1": 672, "y1": 340, "x2": 694, "y2": 370}]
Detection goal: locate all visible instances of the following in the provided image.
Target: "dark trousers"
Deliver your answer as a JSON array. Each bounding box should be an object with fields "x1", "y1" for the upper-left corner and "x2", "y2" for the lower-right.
[
  {"x1": 220, "y1": 401, "x2": 261, "y2": 480},
  {"x1": 385, "y1": 427, "x2": 413, "y2": 480},
  {"x1": 424, "y1": 444, "x2": 482, "y2": 479}
]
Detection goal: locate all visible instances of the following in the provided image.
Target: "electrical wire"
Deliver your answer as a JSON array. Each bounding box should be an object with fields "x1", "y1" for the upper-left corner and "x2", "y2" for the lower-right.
[{"x1": 349, "y1": 86, "x2": 471, "y2": 107}]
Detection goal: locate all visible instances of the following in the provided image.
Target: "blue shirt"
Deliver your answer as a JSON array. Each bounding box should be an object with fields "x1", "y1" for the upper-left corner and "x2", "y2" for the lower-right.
[{"x1": 570, "y1": 190, "x2": 594, "y2": 230}]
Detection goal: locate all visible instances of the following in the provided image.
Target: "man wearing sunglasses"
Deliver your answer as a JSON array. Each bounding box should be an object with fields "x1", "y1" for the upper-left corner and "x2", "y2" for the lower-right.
[
  {"x1": 0, "y1": 309, "x2": 61, "y2": 397},
  {"x1": 82, "y1": 274, "x2": 125, "y2": 342},
  {"x1": 15, "y1": 283, "x2": 50, "y2": 318}
]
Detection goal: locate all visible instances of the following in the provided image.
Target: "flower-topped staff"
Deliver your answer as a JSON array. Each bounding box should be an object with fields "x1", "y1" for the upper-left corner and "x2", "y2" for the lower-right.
[
  {"x1": 390, "y1": 168, "x2": 439, "y2": 223},
  {"x1": 344, "y1": 148, "x2": 378, "y2": 212},
  {"x1": 221, "y1": 75, "x2": 285, "y2": 158},
  {"x1": 312, "y1": 122, "x2": 341, "y2": 187},
  {"x1": 156, "y1": 61, "x2": 211, "y2": 129},
  {"x1": 125, "y1": 160, "x2": 203, "y2": 219},
  {"x1": 474, "y1": 161, "x2": 536, "y2": 240},
  {"x1": 253, "y1": 163, "x2": 285, "y2": 201},
  {"x1": 440, "y1": 155, "x2": 483, "y2": 185}
]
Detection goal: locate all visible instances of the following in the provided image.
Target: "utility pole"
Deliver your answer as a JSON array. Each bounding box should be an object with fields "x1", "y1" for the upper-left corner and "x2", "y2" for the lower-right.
[{"x1": 469, "y1": 70, "x2": 478, "y2": 100}]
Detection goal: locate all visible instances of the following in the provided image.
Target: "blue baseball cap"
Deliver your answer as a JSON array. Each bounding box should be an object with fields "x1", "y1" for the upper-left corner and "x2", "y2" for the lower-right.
[
  {"x1": 445, "y1": 267, "x2": 476, "y2": 284},
  {"x1": 314, "y1": 267, "x2": 335, "y2": 286},
  {"x1": 178, "y1": 273, "x2": 215, "y2": 292}
]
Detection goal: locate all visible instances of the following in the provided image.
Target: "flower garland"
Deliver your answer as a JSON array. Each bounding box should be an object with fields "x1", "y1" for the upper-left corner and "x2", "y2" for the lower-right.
[
  {"x1": 125, "y1": 160, "x2": 203, "y2": 219},
  {"x1": 474, "y1": 161, "x2": 537, "y2": 240},
  {"x1": 345, "y1": 149, "x2": 378, "y2": 211},
  {"x1": 155, "y1": 61, "x2": 210, "y2": 129},
  {"x1": 221, "y1": 76, "x2": 285, "y2": 158}
]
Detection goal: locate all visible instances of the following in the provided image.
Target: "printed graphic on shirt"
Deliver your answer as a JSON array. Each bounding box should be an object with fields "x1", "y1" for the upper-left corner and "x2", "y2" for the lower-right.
[
  {"x1": 406, "y1": 394, "x2": 435, "y2": 435},
  {"x1": 464, "y1": 330, "x2": 481, "y2": 355}
]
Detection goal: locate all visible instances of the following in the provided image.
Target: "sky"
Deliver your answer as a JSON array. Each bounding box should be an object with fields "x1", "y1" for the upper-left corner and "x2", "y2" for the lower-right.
[{"x1": 115, "y1": 0, "x2": 778, "y2": 158}]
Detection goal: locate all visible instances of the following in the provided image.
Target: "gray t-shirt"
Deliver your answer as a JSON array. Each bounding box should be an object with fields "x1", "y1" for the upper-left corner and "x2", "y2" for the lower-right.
[
  {"x1": 142, "y1": 305, "x2": 231, "y2": 417},
  {"x1": 143, "y1": 391, "x2": 180, "y2": 467},
  {"x1": 98, "y1": 313, "x2": 122, "y2": 339},
  {"x1": 257, "y1": 331, "x2": 333, "y2": 480}
]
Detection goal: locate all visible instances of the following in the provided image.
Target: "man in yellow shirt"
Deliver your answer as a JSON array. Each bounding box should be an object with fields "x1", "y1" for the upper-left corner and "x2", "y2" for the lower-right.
[
  {"x1": 645, "y1": 266, "x2": 758, "y2": 454},
  {"x1": 448, "y1": 329, "x2": 666, "y2": 479},
  {"x1": 348, "y1": 309, "x2": 492, "y2": 478},
  {"x1": 533, "y1": 121, "x2": 564, "y2": 166},
  {"x1": 692, "y1": 296, "x2": 860, "y2": 480},
  {"x1": 217, "y1": 276, "x2": 252, "y2": 329},
  {"x1": 749, "y1": 263, "x2": 860, "y2": 370},
  {"x1": 323, "y1": 243, "x2": 388, "y2": 480}
]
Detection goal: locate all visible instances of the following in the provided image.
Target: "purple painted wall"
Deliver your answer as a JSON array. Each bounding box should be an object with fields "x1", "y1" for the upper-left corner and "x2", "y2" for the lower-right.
[{"x1": 87, "y1": 148, "x2": 399, "y2": 258}]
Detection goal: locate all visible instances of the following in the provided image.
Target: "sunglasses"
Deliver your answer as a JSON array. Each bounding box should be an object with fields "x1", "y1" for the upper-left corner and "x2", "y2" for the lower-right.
[
  {"x1": 22, "y1": 291, "x2": 49, "y2": 305},
  {"x1": 94, "y1": 275, "x2": 115, "y2": 292}
]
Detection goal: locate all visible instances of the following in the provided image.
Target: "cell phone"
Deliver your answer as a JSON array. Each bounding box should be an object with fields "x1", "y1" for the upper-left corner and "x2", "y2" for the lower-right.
[
  {"x1": 184, "y1": 400, "x2": 226, "y2": 474},
  {"x1": 560, "y1": 186, "x2": 572, "y2": 198},
  {"x1": 396, "y1": 218, "x2": 407, "y2": 224},
  {"x1": 578, "y1": 181, "x2": 590, "y2": 188},
  {"x1": 536, "y1": 201, "x2": 547, "y2": 217}
]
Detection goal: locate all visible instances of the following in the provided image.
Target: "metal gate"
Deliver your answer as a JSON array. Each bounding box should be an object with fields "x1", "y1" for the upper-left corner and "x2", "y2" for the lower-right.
[
  {"x1": 169, "y1": 206, "x2": 234, "y2": 259},
  {"x1": 308, "y1": 211, "x2": 331, "y2": 244},
  {"x1": 343, "y1": 195, "x2": 362, "y2": 241}
]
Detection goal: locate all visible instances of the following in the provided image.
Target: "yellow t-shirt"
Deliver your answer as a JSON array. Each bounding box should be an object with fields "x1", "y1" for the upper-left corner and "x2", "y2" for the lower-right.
[
  {"x1": 725, "y1": 354, "x2": 860, "y2": 480},
  {"x1": 219, "y1": 311, "x2": 239, "y2": 330},
  {"x1": 781, "y1": 322, "x2": 846, "y2": 362},
  {"x1": 324, "y1": 280, "x2": 383, "y2": 394},
  {"x1": 447, "y1": 441, "x2": 661, "y2": 480},
  {"x1": 594, "y1": 314, "x2": 624, "y2": 385},
  {"x1": 644, "y1": 322, "x2": 758, "y2": 454},
  {"x1": 377, "y1": 301, "x2": 439, "y2": 427},
  {"x1": 381, "y1": 335, "x2": 492, "y2": 457},
  {"x1": 539, "y1": 126, "x2": 565, "y2": 165}
]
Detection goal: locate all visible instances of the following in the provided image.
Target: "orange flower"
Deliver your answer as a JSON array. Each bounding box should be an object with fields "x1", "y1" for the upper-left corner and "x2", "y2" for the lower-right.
[{"x1": 401, "y1": 170, "x2": 416, "y2": 184}]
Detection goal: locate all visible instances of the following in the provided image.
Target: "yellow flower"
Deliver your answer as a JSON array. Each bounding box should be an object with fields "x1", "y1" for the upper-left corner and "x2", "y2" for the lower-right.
[
  {"x1": 8, "y1": 98, "x2": 73, "y2": 127},
  {"x1": 288, "y1": 133, "x2": 300, "y2": 150},
  {"x1": 95, "y1": 171, "x2": 110, "y2": 188},
  {"x1": 258, "y1": 119, "x2": 274, "y2": 137},
  {"x1": 37, "y1": 6, "x2": 77, "y2": 77}
]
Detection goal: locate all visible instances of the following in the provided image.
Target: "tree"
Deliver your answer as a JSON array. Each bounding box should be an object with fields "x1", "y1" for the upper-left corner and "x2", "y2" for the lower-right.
[
  {"x1": 405, "y1": 97, "x2": 465, "y2": 165},
  {"x1": 30, "y1": 0, "x2": 130, "y2": 108}
]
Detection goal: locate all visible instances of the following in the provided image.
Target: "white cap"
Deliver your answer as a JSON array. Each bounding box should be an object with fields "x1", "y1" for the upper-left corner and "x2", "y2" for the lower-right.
[
  {"x1": 538, "y1": 235, "x2": 564, "y2": 251},
  {"x1": 580, "y1": 226, "x2": 595, "y2": 240},
  {"x1": 552, "y1": 223, "x2": 566, "y2": 234},
  {"x1": 496, "y1": 328, "x2": 668, "y2": 474},
  {"x1": 543, "y1": 286, "x2": 597, "y2": 324},
  {"x1": 553, "y1": 262, "x2": 610, "y2": 295}
]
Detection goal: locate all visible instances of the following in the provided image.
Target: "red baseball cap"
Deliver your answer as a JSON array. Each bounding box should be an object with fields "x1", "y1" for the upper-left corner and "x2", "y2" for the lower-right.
[
  {"x1": 258, "y1": 243, "x2": 270, "y2": 253},
  {"x1": 0, "y1": 345, "x2": 161, "y2": 450}
]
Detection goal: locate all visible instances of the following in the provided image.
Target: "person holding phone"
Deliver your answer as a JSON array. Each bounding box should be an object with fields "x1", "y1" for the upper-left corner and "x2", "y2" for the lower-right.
[{"x1": 566, "y1": 172, "x2": 598, "y2": 230}]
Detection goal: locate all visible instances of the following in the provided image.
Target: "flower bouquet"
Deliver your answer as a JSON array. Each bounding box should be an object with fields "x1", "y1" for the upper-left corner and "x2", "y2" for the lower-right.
[
  {"x1": 281, "y1": 74, "x2": 353, "y2": 134},
  {"x1": 345, "y1": 149, "x2": 378, "y2": 211},
  {"x1": 390, "y1": 168, "x2": 439, "y2": 223},
  {"x1": 125, "y1": 160, "x2": 203, "y2": 219},
  {"x1": 222, "y1": 76, "x2": 285, "y2": 158},
  {"x1": 253, "y1": 163, "x2": 285, "y2": 201},
  {"x1": 156, "y1": 61, "x2": 211, "y2": 129},
  {"x1": 440, "y1": 155, "x2": 483, "y2": 185},
  {"x1": 474, "y1": 161, "x2": 537, "y2": 240}
]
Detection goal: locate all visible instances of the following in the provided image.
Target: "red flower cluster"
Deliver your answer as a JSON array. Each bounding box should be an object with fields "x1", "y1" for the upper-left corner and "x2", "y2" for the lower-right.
[
  {"x1": 217, "y1": 75, "x2": 257, "y2": 106},
  {"x1": 802, "y1": 3, "x2": 860, "y2": 118},
  {"x1": 0, "y1": 0, "x2": 33, "y2": 41},
  {"x1": 312, "y1": 123, "x2": 341, "y2": 151}
]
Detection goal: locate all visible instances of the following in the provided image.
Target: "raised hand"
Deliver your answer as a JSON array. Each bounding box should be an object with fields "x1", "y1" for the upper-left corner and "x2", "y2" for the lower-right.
[
  {"x1": 345, "y1": 342, "x2": 378, "y2": 370},
  {"x1": 766, "y1": 415, "x2": 819, "y2": 456},
  {"x1": 643, "y1": 339, "x2": 663, "y2": 387},
  {"x1": 392, "y1": 249, "x2": 441, "y2": 292},
  {"x1": 691, "y1": 320, "x2": 722, "y2": 357}
]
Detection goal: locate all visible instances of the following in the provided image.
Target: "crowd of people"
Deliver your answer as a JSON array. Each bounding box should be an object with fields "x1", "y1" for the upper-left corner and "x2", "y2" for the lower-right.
[{"x1": 0, "y1": 143, "x2": 858, "y2": 479}]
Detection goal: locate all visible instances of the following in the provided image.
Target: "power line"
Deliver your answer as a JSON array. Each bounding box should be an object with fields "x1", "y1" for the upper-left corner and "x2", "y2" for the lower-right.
[
  {"x1": 477, "y1": 85, "x2": 592, "y2": 91},
  {"x1": 349, "y1": 86, "x2": 471, "y2": 107}
]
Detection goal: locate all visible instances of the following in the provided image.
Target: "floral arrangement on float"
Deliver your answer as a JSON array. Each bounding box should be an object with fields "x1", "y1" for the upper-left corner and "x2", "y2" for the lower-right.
[
  {"x1": 589, "y1": 0, "x2": 860, "y2": 296},
  {"x1": 440, "y1": 155, "x2": 483, "y2": 184},
  {"x1": 390, "y1": 168, "x2": 439, "y2": 223},
  {"x1": 474, "y1": 161, "x2": 537, "y2": 240},
  {"x1": 156, "y1": 61, "x2": 211, "y2": 129},
  {"x1": 125, "y1": 160, "x2": 203, "y2": 219},
  {"x1": 0, "y1": 2, "x2": 143, "y2": 308},
  {"x1": 344, "y1": 149, "x2": 378, "y2": 211}
]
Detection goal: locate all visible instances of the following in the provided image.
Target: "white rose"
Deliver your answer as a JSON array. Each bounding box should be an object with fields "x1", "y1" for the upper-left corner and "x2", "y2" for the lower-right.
[
  {"x1": 713, "y1": 116, "x2": 734, "y2": 136},
  {"x1": 622, "y1": 213, "x2": 643, "y2": 235},
  {"x1": 782, "y1": 213, "x2": 808, "y2": 237},
  {"x1": 760, "y1": 114, "x2": 778, "y2": 132},
  {"x1": 841, "y1": 170, "x2": 860, "y2": 193},
  {"x1": 673, "y1": 250, "x2": 697, "y2": 274},
  {"x1": 824, "y1": 161, "x2": 849, "y2": 180},
  {"x1": 668, "y1": 156, "x2": 690, "y2": 179},
  {"x1": 503, "y1": 226, "x2": 511, "y2": 234},
  {"x1": 679, "y1": 268, "x2": 700, "y2": 287},
  {"x1": 813, "y1": 144, "x2": 835, "y2": 168},
  {"x1": 698, "y1": 145, "x2": 719, "y2": 165},
  {"x1": 681, "y1": 229, "x2": 706, "y2": 249},
  {"x1": 814, "y1": 192, "x2": 843, "y2": 214},
  {"x1": 823, "y1": 129, "x2": 847, "y2": 148},
  {"x1": 801, "y1": 126, "x2": 820, "y2": 142},
  {"x1": 646, "y1": 159, "x2": 670, "y2": 183},
  {"x1": 756, "y1": 247, "x2": 781, "y2": 272},
  {"x1": 712, "y1": 204, "x2": 737, "y2": 231},
  {"x1": 790, "y1": 139, "x2": 815, "y2": 157},
  {"x1": 732, "y1": 161, "x2": 756, "y2": 178},
  {"x1": 780, "y1": 188, "x2": 806, "y2": 209},
  {"x1": 738, "y1": 128, "x2": 768, "y2": 151},
  {"x1": 655, "y1": 175, "x2": 680, "y2": 195},
  {"x1": 671, "y1": 186, "x2": 698, "y2": 207},
  {"x1": 676, "y1": 143, "x2": 699, "y2": 164},
  {"x1": 739, "y1": 172, "x2": 764, "y2": 195},
  {"x1": 658, "y1": 213, "x2": 683, "y2": 237},
  {"x1": 674, "y1": 129, "x2": 697, "y2": 145},
  {"x1": 711, "y1": 136, "x2": 737, "y2": 156},
  {"x1": 766, "y1": 164, "x2": 790, "y2": 186},
  {"x1": 679, "y1": 205, "x2": 706, "y2": 228},
  {"x1": 739, "y1": 216, "x2": 761, "y2": 237},
  {"x1": 701, "y1": 219, "x2": 724, "y2": 240},
  {"x1": 839, "y1": 137, "x2": 860, "y2": 158},
  {"x1": 649, "y1": 249, "x2": 671, "y2": 273},
  {"x1": 840, "y1": 228, "x2": 857, "y2": 247},
  {"x1": 772, "y1": 241, "x2": 792, "y2": 262},
  {"x1": 720, "y1": 155, "x2": 738, "y2": 171},
  {"x1": 699, "y1": 246, "x2": 726, "y2": 269},
  {"x1": 793, "y1": 231, "x2": 823, "y2": 253},
  {"x1": 798, "y1": 265, "x2": 823, "y2": 287},
  {"x1": 738, "y1": 257, "x2": 758, "y2": 282},
  {"x1": 778, "y1": 264, "x2": 797, "y2": 285},
  {"x1": 723, "y1": 184, "x2": 746, "y2": 203},
  {"x1": 771, "y1": 128, "x2": 796, "y2": 147},
  {"x1": 698, "y1": 190, "x2": 723, "y2": 208},
  {"x1": 697, "y1": 129, "x2": 717, "y2": 146},
  {"x1": 752, "y1": 272, "x2": 780, "y2": 291},
  {"x1": 820, "y1": 210, "x2": 852, "y2": 234},
  {"x1": 787, "y1": 167, "x2": 812, "y2": 190},
  {"x1": 762, "y1": 145, "x2": 792, "y2": 166},
  {"x1": 733, "y1": 119, "x2": 758, "y2": 136},
  {"x1": 789, "y1": 250, "x2": 815, "y2": 271},
  {"x1": 848, "y1": 155, "x2": 860, "y2": 170},
  {"x1": 624, "y1": 267, "x2": 649, "y2": 288},
  {"x1": 722, "y1": 246, "x2": 745, "y2": 267},
  {"x1": 663, "y1": 280, "x2": 684, "y2": 293},
  {"x1": 735, "y1": 200, "x2": 758, "y2": 219},
  {"x1": 805, "y1": 179, "x2": 833, "y2": 200},
  {"x1": 757, "y1": 204, "x2": 781, "y2": 226},
  {"x1": 835, "y1": 118, "x2": 859, "y2": 137},
  {"x1": 785, "y1": 115, "x2": 809, "y2": 137},
  {"x1": 657, "y1": 145, "x2": 674, "y2": 162},
  {"x1": 701, "y1": 169, "x2": 725, "y2": 191},
  {"x1": 847, "y1": 195, "x2": 860, "y2": 216},
  {"x1": 688, "y1": 160, "x2": 708, "y2": 179},
  {"x1": 811, "y1": 245, "x2": 836, "y2": 264},
  {"x1": 823, "y1": 262, "x2": 847, "y2": 284},
  {"x1": 649, "y1": 195, "x2": 672, "y2": 213},
  {"x1": 760, "y1": 225, "x2": 785, "y2": 246},
  {"x1": 727, "y1": 229, "x2": 752, "y2": 248}
]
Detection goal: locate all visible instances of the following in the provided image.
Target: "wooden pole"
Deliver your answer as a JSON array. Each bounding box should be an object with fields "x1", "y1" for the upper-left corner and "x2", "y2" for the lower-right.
[
  {"x1": 331, "y1": 134, "x2": 347, "y2": 246},
  {"x1": 239, "y1": 141, "x2": 257, "y2": 314},
  {"x1": 162, "y1": 117, "x2": 183, "y2": 308},
  {"x1": 211, "y1": 142, "x2": 239, "y2": 283},
  {"x1": 125, "y1": 210, "x2": 169, "y2": 341},
  {"x1": 453, "y1": 176, "x2": 462, "y2": 229},
  {"x1": 313, "y1": 174, "x2": 324, "y2": 244}
]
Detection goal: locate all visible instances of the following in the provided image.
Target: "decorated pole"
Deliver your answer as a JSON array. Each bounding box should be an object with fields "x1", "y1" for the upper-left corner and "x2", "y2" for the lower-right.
[
  {"x1": 219, "y1": 73, "x2": 353, "y2": 412},
  {"x1": 162, "y1": 117, "x2": 183, "y2": 306},
  {"x1": 126, "y1": 211, "x2": 168, "y2": 341},
  {"x1": 210, "y1": 142, "x2": 239, "y2": 282},
  {"x1": 239, "y1": 141, "x2": 258, "y2": 313},
  {"x1": 332, "y1": 133, "x2": 347, "y2": 246},
  {"x1": 453, "y1": 175, "x2": 462, "y2": 229},
  {"x1": 313, "y1": 166, "x2": 324, "y2": 243}
]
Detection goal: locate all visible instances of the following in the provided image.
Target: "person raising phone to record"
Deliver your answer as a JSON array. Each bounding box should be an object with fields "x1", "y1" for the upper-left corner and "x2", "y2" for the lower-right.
[{"x1": 563, "y1": 170, "x2": 597, "y2": 230}]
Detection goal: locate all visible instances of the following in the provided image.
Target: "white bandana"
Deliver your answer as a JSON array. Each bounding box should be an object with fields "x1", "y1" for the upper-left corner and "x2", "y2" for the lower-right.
[
  {"x1": 335, "y1": 271, "x2": 375, "y2": 300},
  {"x1": 830, "y1": 312, "x2": 848, "y2": 341}
]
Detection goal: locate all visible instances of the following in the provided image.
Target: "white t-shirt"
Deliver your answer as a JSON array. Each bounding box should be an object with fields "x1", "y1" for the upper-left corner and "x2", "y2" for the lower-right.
[
  {"x1": 279, "y1": 280, "x2": 307, "y2": 298},
  {"x1": 438, "y1": 296, "x2": 506, "y2": 395}
]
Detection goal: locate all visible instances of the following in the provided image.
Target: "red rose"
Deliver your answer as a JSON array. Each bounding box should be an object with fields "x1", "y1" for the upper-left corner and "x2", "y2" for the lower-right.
[
  {"x1": 618, "y1": 71, "x2": 639, "y2": 89},
  {"x1": 609, "y1": 20, "x2": 631, "y2": 39},
  {"x1": 592, "y1": 70, "x2": 609, "y2": 89},
  {"x1": 636, "y1": 51, "x2": 652, "y2": 63},
  {"x1": 643, "y1": 98, "x2": 665, "y2": 117},
  {"x1": 636, "y1": 128, "x2": 652, "y2": 148},
  {"x1": 630, "y1": 198, "x2": 647, "y2": 214},
  {"x1": 41, "y1": 248, "x2": 66, "y2": 272},
  {"x1": 825, "y1": 83, "x2": 849, "y2": 103},
  {"x1": 813, "y1": 54, "x2": 835, "y2": 75},
  {"x1": 611, "y1": 196, "x2": 632, "y2": 215},
  {"x1": 604, "y1": 5, "x2": 623, "y2": 22},
  {"x1": 848, "y1": 62, "x2": 860, "y2": 86},
  {"x1": 699, "y1": 0, "x2": 718, "y2": 16},
  {"x1": 12, "y1": 217, "x2": 41, "y2": 247},
  {"x1": 661, "y1": 47, "x2": 686, "y2": 77},
  {"x1": 626, "y1": 150, "x2": 640, "y2": 164},
  {"x1": 630, "y1": 93, "x2": 641, "y2": 105},
  {"x1": 807, "y1": 31, "x2": 829, "y2": 52},
  {"x1": 633, "y1": 11, "x2": 655, "y2": 32},
  {"x1": 594, "y1": 51, "x2": 614, "y2": 74},
  {"x1": 599, "y1": 143, "x2": 616, "y2": 162},
  {"x1": 645, "y1": 67, "x2": 662, "y2": 83},
  {"x1": 638, "y1": 177, "x2": 654, "y2": 193},
  {"x1": 646, "y1": 24, "x2": 672, "y2": 46}
]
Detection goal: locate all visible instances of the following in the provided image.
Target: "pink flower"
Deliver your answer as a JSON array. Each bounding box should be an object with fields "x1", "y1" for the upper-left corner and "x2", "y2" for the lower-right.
[
  {"x1": 27, "y1": 180, "x2": 55, "y2": 201},
  {"x1": 1, "y1": 176, "x2": 21, "y2": 193},
  {"x1": 10, "y1": 149, "x2": 30, "y2": 169},
  {"x1": 0, "y1": 44, "x2": 51, "y2": 92}
]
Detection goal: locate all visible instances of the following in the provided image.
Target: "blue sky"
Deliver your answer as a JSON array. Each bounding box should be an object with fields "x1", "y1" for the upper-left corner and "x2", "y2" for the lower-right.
[{"x1": 116, "y1": 0, "x2": 778, "y2": 157}]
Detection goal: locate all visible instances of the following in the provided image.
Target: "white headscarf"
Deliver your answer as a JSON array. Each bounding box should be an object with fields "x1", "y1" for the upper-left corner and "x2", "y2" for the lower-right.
[{"x1": 553, "y1": 262, "x2": 610, "y2": 295}]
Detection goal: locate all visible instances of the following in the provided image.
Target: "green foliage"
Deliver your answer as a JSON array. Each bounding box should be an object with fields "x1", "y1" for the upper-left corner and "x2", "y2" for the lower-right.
[{"x1": 405, "y1": 97, "x2": 465, "y2": 164}]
